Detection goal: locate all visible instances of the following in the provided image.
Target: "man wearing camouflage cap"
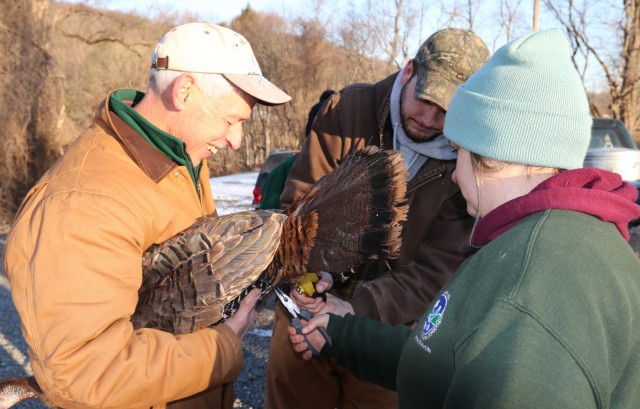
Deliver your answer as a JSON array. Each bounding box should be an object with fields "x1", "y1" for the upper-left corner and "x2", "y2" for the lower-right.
[{"x1": 264, "y1": 28, "x2": 489, "y2": 409}]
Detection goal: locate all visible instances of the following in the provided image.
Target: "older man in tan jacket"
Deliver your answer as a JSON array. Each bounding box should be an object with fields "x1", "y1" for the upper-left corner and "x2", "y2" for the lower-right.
[{"x1": 4, "y1": 22, "x2": 289, "y2": 409}]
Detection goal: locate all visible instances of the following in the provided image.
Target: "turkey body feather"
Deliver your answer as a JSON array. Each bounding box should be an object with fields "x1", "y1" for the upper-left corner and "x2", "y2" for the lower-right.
[{"x1": 132, "y1": 210, "x2": 286, "y2": 334}]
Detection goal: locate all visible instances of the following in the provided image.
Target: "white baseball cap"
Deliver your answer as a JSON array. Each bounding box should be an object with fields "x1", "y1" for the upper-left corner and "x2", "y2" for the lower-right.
[{"x1": 152, "y1": 22, "x2": 291, "y2": 106}]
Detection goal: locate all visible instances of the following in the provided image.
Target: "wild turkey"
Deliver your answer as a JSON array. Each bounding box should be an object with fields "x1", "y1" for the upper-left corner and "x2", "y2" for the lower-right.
[
  {"x1": 0, "y1": 145, "x2": 408, "y2": 408},
  {"x1": 132, "y1": 145, "x2": 409, "y2": 333}
]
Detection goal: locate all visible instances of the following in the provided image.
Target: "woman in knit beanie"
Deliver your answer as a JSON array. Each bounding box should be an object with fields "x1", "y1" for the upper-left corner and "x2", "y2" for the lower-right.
[{"x1": 289, "y1": 29, "x2": 640, "y2": 409}]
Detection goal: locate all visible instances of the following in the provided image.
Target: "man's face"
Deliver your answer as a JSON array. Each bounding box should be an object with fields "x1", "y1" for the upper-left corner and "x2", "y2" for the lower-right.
[
  {"x1": 179, "y1": 85, "x2": 256, "y2": 166},
  {"x1": 399, "y1": 75, "x2": 446, "y2": 143}
]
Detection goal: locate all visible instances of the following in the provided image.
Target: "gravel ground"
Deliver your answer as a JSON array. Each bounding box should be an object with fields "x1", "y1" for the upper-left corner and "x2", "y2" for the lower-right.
[
  {"x1": 0, "y1": 233, "x2": 275, "y2": 409},
  {"x1": 1, "y1": 232, "x2": 47, "y2": 409},
  {"x1": 232, "y1": 297, "x2": 275, "y2": 409}
]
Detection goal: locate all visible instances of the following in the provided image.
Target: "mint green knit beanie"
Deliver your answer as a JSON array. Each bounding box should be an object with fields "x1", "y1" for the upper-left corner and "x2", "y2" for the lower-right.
[{"x1": 443, "y1": 29, "x2": 592, "y2": 169}]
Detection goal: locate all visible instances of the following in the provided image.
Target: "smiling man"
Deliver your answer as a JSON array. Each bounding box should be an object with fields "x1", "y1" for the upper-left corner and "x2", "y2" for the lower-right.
[
  {"x1": 264, "y1": 28, "x2": 490, "y2": 409},
  {"x1": 3, "y1": 22, "x2": 289, "y2": 409}
]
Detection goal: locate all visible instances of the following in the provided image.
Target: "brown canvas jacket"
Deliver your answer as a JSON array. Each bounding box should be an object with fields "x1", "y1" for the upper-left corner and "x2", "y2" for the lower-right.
[
  {"x1": 282, "y1": 73, "x2": 473, "y2": 326},
  {"x1": 3, "y1": 91, "x2": 242, "y2": 408}
]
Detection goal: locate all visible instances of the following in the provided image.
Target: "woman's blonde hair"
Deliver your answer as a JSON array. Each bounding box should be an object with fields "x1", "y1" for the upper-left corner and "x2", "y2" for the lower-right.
[{"x1": 466, "y1": 152, "x2": 564, "y2": 242}]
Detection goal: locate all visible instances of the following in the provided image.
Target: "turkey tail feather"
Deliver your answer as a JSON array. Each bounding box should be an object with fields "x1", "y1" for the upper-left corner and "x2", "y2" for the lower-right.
[{"x1": 282, "y1": 146, "x2": 408, "y2": 277}]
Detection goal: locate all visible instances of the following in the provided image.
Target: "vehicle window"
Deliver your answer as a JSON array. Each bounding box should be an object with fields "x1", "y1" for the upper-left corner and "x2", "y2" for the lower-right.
[
  {"x1": 255, "y1": 173, "x2": 268, "y2": 186},
  {"x1": 262, "y1": 155, "x2": 288, "y2": 173},
  {"x1": 590, "y1": 128, "x2": 626, "y2": 149},
  {"x1": 255, "y1": 151, "x2": 298, "y2": 189}
]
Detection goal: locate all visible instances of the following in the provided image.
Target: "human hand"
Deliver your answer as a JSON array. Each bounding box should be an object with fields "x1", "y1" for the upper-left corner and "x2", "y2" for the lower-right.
[
  {"x1": 322, "y1": 294, "x2": 354, "y2": 317},
  {"x1": 291, "y1": 271, "x2": 333, "y2": 314},
  {"x1": 288, "y1": 314, "x2": 330, "y2": 360},
  {"x1": 291, "y1": 288, "x2": 354, "y2": 317},
  {"x1": 291, "y1": 286, "x2": 325, "y2": 315},
  {"x1": 314, "y1": 271, "x2": 333, "y2": 293},
  {"x1": 224, "y1": 288, "x2": 260, "y2": 338},
  {"x1": 292, "y1": 271, "x2": 332, "y2": 300}
]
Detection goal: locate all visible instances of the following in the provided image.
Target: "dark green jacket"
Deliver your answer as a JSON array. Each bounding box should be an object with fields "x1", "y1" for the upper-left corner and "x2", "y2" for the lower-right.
[
  {"x1": 327, "y1": 209, "x2": 640, "y2": 409},
  {"x1": 259, "y1": 154, "x2": 297, "y2": 210}
]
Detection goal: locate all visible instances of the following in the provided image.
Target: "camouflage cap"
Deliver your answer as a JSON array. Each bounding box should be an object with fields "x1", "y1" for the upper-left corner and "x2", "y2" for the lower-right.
[{"x1": 413, "y1": 28, "x2": 490, "y2": 110}]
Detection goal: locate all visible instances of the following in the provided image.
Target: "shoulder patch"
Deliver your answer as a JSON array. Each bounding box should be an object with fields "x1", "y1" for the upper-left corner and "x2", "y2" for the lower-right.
[{"x1": 421, "y1": 292, "x2": 450, "y2": 339}]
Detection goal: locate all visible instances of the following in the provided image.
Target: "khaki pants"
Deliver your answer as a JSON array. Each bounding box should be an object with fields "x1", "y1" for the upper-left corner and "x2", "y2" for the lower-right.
[
  {"x1": 264, "y1": 303, "x2": 398, "y2": 409},
  {"x1": 166, "y1": 382, "x2": 234, "y2": 409}
]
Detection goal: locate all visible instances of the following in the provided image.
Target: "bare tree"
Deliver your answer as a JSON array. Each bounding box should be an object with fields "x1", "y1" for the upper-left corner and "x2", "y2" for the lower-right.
[
  {"x1": 49, "y1": 2, "x2": 171, "y2": 127},
  {"x1": 544, "y1": 0, "x2": 640, "y2": 139},
  {"x1": 496, "y1": 0, "x2": 526, "y2": 45},
  {"x1": 378, "y1": 0, "x2": 416, "y2": 67},
  {"x1": 0, "y1": 0, "x2": 70, "y2": 226},
  {"x1": 51, "y1": 5, "x2": 153, "y2": 58},
  {"x1": 435, "y1": 0, "x2": 483, "y2": 31},
  {"x1": 223, "y1": 5, "x2": 396, "y2": 175},
  {"x1": 335, "y1": 8, "x2": 388, "y2": 82},
  {"x1": 465, "y1": 0, "x2": 480, "y2": 31},
  {"x1": 618, "y1": 0, "x2": 640, "y2": 135},
  {"x1": 338, "y1": 0, "x2": 422, "y2": 69}
]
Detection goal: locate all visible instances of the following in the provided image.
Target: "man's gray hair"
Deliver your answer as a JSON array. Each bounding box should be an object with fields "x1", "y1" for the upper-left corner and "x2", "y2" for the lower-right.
[{"x1": 148, "y1": 69, "x2": 236, "y2": 100}]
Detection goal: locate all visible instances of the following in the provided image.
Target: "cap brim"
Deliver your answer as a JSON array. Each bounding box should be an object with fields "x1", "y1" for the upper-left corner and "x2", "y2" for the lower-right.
[
  {"x1": 414, "y1": 70, "x2": 458, "y2": 111},
  {"x1": 224, "y1": 74, "x2": 291, "y2": 106}
]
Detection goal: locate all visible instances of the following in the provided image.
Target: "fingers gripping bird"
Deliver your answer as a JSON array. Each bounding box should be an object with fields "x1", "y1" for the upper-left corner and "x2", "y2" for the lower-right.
[{"x1": 1, "y1": 146, "x2": 408, "y2": 408}]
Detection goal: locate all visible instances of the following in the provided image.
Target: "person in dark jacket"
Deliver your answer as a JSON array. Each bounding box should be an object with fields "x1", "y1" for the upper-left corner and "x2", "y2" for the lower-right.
[
  {"x1": 258, "y1": 153, "x2": 298, "y2": 210},
  {"x1": 264, "y1": 28, "x2": 490, "y2": 409},
  {"x1": 290, "y1": 29, "x2": 640, "y2": 409}
]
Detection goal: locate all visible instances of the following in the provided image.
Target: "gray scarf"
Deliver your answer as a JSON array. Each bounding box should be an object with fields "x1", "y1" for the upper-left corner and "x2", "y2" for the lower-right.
[{"x1": 390, "y1": 67, "x2": 456, "y2": 180}]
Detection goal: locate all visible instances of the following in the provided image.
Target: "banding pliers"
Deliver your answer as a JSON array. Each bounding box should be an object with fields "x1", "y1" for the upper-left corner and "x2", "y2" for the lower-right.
[{"x1": 273, "y1": 286, "x2": 332, "y2": 357}]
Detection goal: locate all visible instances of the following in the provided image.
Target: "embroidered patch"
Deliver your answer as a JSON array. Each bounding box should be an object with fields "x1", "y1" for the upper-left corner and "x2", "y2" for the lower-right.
[{"x1": 421, "y1": 292, "x2": 449, "y2": 339}]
